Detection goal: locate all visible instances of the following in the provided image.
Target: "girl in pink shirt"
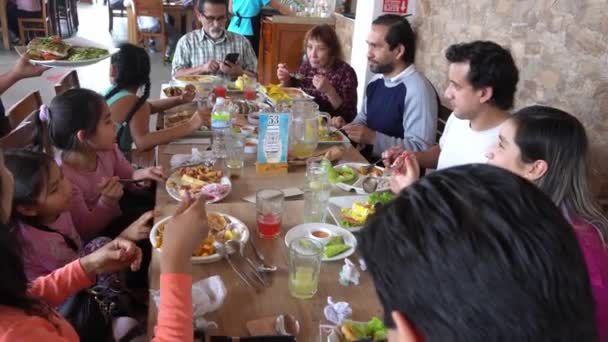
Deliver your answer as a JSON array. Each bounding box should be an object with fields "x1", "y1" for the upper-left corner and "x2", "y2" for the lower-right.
[
  {"x1": 486, "y1": 105, "x2": 608, "y2": 341},
  {"x1": 31, "y1": 88, "x2": 164, "y2": 242},
  {"x1": 0, "y1": 147, "x2": 208, "y2": 341},
  {"x1": 5, "y1": 149, "x2": 153, "y2": 281}
]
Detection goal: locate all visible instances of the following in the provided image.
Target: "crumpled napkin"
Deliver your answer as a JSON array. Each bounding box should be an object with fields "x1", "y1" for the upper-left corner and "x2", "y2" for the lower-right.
[
  {"x1": 170, "y1": 147, "x2": 215, "y2": 169},
  {"x1": 339, "y1": 258, "x2": 360, "y2": 286},
  {"x1": 323, "y1": 296, "x2": 352, "y2": 325},
  {"x1": 151, "y1": 275, "x2": 227, "y2": 330}
]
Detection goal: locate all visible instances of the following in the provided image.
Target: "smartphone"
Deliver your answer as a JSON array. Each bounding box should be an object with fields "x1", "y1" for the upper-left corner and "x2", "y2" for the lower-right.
[{"x1": 224, "y1": 53, "x2": 240, "y2": 64}]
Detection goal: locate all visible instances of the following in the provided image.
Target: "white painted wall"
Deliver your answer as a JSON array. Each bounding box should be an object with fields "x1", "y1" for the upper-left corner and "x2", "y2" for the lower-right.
[{"x1": 348, "y1": 0, "x2": 416, "y2": 111}]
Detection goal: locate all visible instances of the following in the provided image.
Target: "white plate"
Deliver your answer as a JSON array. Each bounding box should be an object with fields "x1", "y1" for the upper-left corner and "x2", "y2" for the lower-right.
[
  {"x1": 333, "y1": 162, "x2": 390, "y2": 195},
  {"x1": 165, "y1": 166, "x2": 232, "y2": 203},
  {"x1": 172, "y1": 74, "x2": 221, "y2": 86},
  {"x1": 326, "y1": 195, "x2": 369, "y2": 232},
  {"x1": 15, "y1": 37, "x2": 116, "y2": 67},
  {"x1": 150, "y1": 214, "x2": 250, "y2": 264},
  {"x1": 260, "y1": 87, "x2": 315, "y2": 106},
  {"x1": 319, "y1": 128, "x2": 349, "y2": 144},
  {"x1": 284, "y1": 223, "x2": 357, "y2": 262}
]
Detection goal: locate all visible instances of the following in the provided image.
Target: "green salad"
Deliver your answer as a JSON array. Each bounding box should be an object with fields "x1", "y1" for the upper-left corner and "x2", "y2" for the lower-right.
[
  {"x1": 322, "y1": 160, "x2": 358, "y2": 185},
  {"x1": 67, "y1": 47, "x2": 109, "y2": 61}
]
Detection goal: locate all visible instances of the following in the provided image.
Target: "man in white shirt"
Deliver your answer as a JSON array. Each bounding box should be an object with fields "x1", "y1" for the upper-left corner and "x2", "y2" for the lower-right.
[{"x1": 383, "y1": 40, "x2": 519, "y2": 171}]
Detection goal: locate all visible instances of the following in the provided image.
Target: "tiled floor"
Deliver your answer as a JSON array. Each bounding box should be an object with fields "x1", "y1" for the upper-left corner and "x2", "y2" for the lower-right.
[{"x1": 0, "y1": 2, "x2": 172, "y2": 109}]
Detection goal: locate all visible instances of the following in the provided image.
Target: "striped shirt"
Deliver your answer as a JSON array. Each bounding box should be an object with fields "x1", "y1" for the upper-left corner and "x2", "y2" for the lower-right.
[{"x1": 172, "y1": 29, "x2": 258, "y2": 76}]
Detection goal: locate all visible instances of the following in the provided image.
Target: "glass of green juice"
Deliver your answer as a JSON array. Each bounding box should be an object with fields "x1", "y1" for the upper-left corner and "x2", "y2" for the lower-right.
[{"x1": 288, "y1": 237, "x2": 323, "y2": 299}]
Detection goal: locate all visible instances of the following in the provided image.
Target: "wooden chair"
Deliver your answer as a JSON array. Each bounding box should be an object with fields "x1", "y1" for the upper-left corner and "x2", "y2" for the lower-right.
[
  {"x1": 6, "y1": 91, "x2": 42, "y2": 130},
  {"x1": 54, "y1": 70, "x2": 80, "y2": 95},
  {"x1": 0, "y1": 120, "x2": 35, "y2": 149},
  {"x1": 435, "y1": 103, "x2": 452, "y2": 142},
  {"x1": 131, "y1": 0, "x2": 166, "y2": 57},
  {"x1": 52, "y1": 0, "x2": 77, "y2": 37},
  {"x1": 0, "y1": 2, "x2": 10, "y2": 50},
  {"x1": 18, "y1": 0, "x2": 52, "y2": 44},
  {"x1": 108, "y1": 0, "x2": 127, "y2": 32}
]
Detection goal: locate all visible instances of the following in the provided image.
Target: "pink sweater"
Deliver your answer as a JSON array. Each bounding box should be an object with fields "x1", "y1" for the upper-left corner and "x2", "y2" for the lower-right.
[
  {"x1": 571, "y1": 216, "x2": 608, "y2": 342},
  {"x1": 58, "y1": 145, "x2": 135, "y2": 241},
  {"x1": 18, "y1": 212, "x2": 82, "y2": 282},
  {"x1": 0, "y1": 261, "x2": 193, "y2": 342}
]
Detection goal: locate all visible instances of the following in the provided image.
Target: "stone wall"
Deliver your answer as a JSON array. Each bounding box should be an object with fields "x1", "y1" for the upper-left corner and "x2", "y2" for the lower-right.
[{"x1": 412, "y1": 0, "x2": 608, "y2": 201}]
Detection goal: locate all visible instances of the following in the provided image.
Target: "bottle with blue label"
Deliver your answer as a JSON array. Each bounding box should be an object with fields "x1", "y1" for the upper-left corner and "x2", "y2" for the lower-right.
[{"x1": 211, "y1": 97, "x2": 230, "y2": 158}]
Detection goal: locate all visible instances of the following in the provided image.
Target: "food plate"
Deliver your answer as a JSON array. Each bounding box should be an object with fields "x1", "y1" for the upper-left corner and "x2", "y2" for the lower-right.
[
  {"x1": 226, "y1": 99, "x2": 271, "y2": 115},
  {"x1": 150, "y1": 213, "x2": 250, "y2": 264},
  {"x1": 15, "y1": 37, "x2": 116, "y2": 67},
  {"x1": 165, "y1": 164, "x2": 232, "y2": 203},
  {"x1": 326, "y1": 195, "x2": 371, "y2": 232},
  {"x1": 284, "y1": 223, "x2": 357, "y2": 262},
  {"x1": 319, "y1": 128, "x2": 349, "y2": 144},
  {"x1": 261, "y1": 86, "x2": 314, "y2": 106},
  {"x1": 173, "y1": 74, "x2": 221, "y2": 85},
  {"x1": 333, "y1": 162, "x2": 390, "y2": 194}
]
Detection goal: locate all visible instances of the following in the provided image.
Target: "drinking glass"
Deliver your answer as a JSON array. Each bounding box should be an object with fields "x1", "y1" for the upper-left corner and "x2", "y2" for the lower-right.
[
  {"x1": 256, "y1": 189, "x2": 285, "y2": 239},
  {"x1": 288, "y1": 238, "x2": 323, "y2": 299},
  {"x1": 303, "y1": 158, "x2": 331, "y2": 222},
  {"x1": 226, "y1": 133, "x2": 245, "y2": 169}
]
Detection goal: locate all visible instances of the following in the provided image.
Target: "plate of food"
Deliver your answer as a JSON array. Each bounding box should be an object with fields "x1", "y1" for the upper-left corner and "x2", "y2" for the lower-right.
[
  {"x1": 226, "y1": 99, "x2": 271, "y2": 115},
  {"x1": 319, "y1": 128, "x2": 349, "y2": 144},
  {"x1": 259, "y1": 84, "x2": 314, "y2": 106},
  {"x1": 324, "y1": 162, "x2": 390, "y2": 195},
  {"x1": 150, "y1": 212, "x2": 250, "y2": 264},
  {"x1": 16, "y1": 36, "x2": 114, "y2": 67},
  {"x1": 173, "y1": 74, "x2": 221, "y2": 85},
  {"x1": 284, "y1": 223, "x2": 357, "y2": 262},
  {"x1": 165, "y1": 164, "x2": 231, "y2": 203},
  {"x1": 327, "y1": 192, "x2": 395, "y2": 231}
]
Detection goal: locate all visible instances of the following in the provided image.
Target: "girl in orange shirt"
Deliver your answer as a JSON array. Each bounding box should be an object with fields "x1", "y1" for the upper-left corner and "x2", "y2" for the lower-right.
[{"x1": 0, "y1": 149, "x2": 208, "y2": 342}]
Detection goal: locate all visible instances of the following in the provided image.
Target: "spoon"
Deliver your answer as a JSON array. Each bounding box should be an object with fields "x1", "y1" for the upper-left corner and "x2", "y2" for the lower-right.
[
  {"x1": 214, "y1": 242, "x2": 256, "y2": 289},
  {"x1": 275, "y1": 314, "x2": 300, "y2": 336},
  {"x1": 362, "y1": 176, "x2": 380, "y2": 193},
  {"x1": 226, "y1": 240, "x2": 267, "y2": 287}
]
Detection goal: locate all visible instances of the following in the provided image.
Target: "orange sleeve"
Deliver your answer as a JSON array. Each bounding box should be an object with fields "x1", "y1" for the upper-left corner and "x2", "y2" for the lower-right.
[
  {"x1": 152, "y1": 273, "x2": 193, "y2": 342},
  {"x1": 0, "y1": 316, "x2": 79, "y2": 342},
  {"x1": 27, "y1": 260, "x2": 94, "y2": 307}
]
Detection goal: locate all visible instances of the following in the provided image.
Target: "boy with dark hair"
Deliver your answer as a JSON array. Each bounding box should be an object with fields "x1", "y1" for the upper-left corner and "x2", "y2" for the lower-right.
[
  {"x1": 383, "y1": 41, "x2": 519, "y2": 170},
  {"x1": 358, "y1": 164, "x2": 597, "y2": 341}
]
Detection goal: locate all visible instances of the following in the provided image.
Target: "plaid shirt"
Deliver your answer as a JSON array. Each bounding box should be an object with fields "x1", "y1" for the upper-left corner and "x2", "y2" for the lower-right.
[{"x1": 172, "y1": 29, "x2": 258, "y2": 76}]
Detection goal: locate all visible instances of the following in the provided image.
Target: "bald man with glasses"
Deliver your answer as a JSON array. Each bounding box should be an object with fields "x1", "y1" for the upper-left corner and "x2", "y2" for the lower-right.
[{"x1": 172, "y1": 0, "x2": 257, "y2": 78}]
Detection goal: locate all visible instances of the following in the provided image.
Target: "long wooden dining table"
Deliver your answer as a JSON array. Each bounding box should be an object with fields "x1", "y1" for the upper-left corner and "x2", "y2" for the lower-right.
[{"x1": 146, "y1": 102, "x2": 383, "y2": 340}]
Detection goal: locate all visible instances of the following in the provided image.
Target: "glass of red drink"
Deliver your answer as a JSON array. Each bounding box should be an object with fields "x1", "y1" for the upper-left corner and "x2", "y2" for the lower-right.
[
  {"x1": 214, "y1": 85, "x2": 227, "y2": 98},
  {"x1": 244, "y1": 87, "x2": 256, "y2": 101},
  {"x1": 256, "y1": 189, "x2": 285, "y2": 239}
]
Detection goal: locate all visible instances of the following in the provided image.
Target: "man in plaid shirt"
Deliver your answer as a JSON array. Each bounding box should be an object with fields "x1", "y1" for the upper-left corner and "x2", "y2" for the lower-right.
[{"x1": 172, "y1": 0, "x2": 257, "y2": 78}]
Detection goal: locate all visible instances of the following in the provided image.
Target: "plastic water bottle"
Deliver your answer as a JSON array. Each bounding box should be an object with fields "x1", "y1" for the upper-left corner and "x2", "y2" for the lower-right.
[{"x1": 211, "y1": 97, "x2": 230, "y2": 158}]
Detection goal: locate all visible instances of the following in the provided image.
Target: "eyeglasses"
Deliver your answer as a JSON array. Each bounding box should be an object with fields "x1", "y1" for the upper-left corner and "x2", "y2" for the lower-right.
[{"x1": 202, "y1": 14, "x2": 227, "y2": 23}]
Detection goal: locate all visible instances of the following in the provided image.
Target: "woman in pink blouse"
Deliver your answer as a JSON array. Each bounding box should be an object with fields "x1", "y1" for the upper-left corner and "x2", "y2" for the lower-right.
[
  {"x1": 277, "y1": 24, "x2": 358, "y2": 123},
  {"x1": 485, "y1": 105, "x2": 608, "y2": 342}
]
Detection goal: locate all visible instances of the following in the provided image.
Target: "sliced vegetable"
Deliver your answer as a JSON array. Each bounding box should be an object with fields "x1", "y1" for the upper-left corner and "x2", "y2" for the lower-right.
[{"x1": 323, "y1": 244, "x2": 351, "y2": 258}]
